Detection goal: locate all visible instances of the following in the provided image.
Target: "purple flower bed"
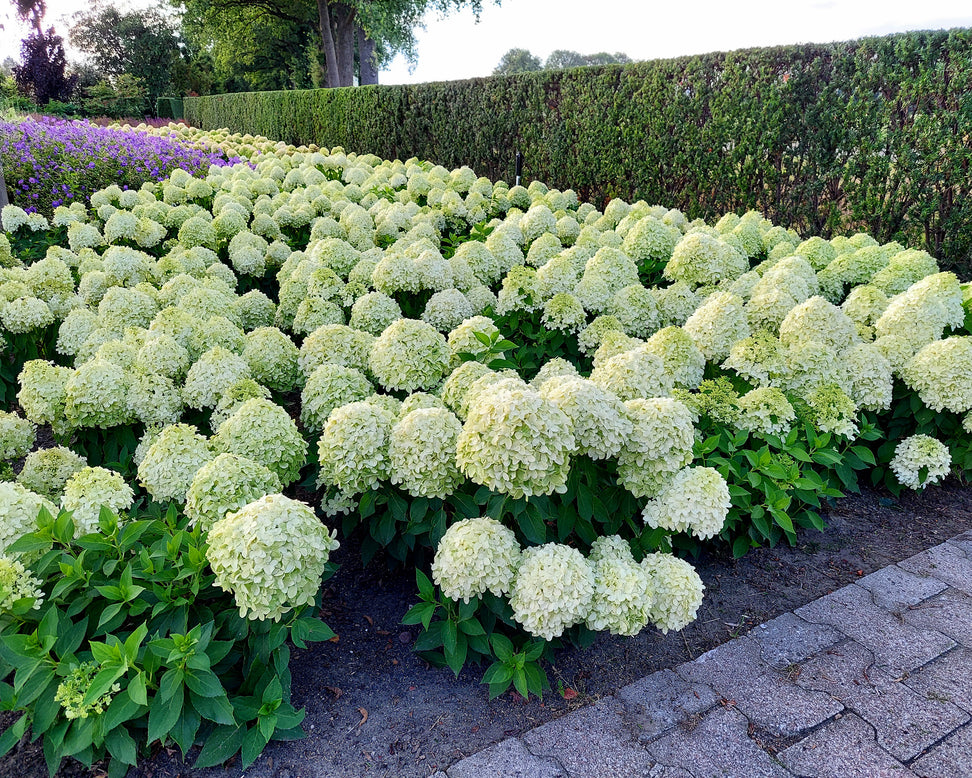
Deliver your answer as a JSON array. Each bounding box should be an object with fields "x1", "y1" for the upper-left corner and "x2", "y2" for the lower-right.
[{"x1": 0, "y1": 116, "x2": 245, "y2": 215}]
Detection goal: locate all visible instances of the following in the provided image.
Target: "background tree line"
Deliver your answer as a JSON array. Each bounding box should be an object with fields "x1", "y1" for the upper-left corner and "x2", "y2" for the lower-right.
[{"x1": 493, "y1": 47, "x2": 632, "y2": 75}]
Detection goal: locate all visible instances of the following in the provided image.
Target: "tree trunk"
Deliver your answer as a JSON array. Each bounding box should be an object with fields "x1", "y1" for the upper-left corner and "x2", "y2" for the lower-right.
[
  {"x1": 316, "y1": 0, "x2": 341, "y2": 88},
  {"x1": 333, "y1": 3, "x2": 356, "y2": 86},
  {"x1": 357, "y1": 24, "x2": 378, "y2": 86},
  {"x1": 0, "y1": 162, "x2": 8, "y2": 209}
]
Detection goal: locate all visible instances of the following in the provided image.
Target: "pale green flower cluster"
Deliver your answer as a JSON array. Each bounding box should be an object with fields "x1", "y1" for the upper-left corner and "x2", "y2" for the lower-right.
[
  {"x1": 509, "y1": 543, "x2": 595, "y2": 641},
  {"x1": 901, "y1": 337, "x2": 972, "y2": 414},
  {"x1": 17, "y1": 447, "x2": 87, "y2": 500},
  {"x1": 643, "y1": 327, "x2": 706, "y2": 390},
  {"x1": 211, "y1": 398, "x2": 307, "y2": 485},
  {"x1": 590, "y1": 345, "x2": 673, "y2": 402},
  {"x1": 389, "y1": 408, "x2": 464, "y2": 498},
  {"x1": 540, "y1": 293, "x2": 589, "y2": 336},
  {"x1": 617, "y1": 398, "x2": 695, "y2": 497},
  {"x1": 585, "y1": 536, "x2": 653, "y2": 636},
  {"x1": 664, "y1": 232, "x2": 746, "y2": 288},
  {"x1": 538, "y1": 375, "x2": 631, "y2": 460},
  {"x1": 640, "y1": 552, "x2": 706, "y2": 633},
  {"x1": 300, "y1": 363, "x2": 373, "y2": 431},
  {"x1": 0, "y1": 482, "x2": 57, "y2": 554},
  {"x1": 431, "y1": 517, "x2": 522, "y2": 603},
  {"x1": 0, "y1": 555, "x2": 44, "y2": 611},
  {"x1": 0, "y1": 410, "x2": 35, "y2": 460},
  {"x1": 61, "y1": 466, "x2": 134, "y2": 535},
  {"x1": 446, "y1": 316, "x2": 501, "y2": 368},
  {"x1": 369, "y1": 318, "x2": 450, "y2": 392},
  {"x1": 349, "y1": 291, "x2": 402, "y2": 335},
  {"x1": 889, "y1": 434, "x2": 952, "y2": 490},
  {"x1": 299, "y1": 324, "x2": 375, "y2": 377},
  {"x1": 55, "y1": 662, "x2": 120, "y2": 720},
  {"x1": 422, "y1": 288, "x2": 474, "y2": 332},
  {"x1": 642, "y1": 466, "x2": 731, "y2": 540},
  {"x1": 317, "y1": 401, "x2": 395, "y2": 494},
  {"x1": 683, "y1": 291, "x2": 749, "y2": 362},
  {"x1": 206, "y1": 494, "x2": 339, "y2": 621},
  {"x1": 456, "y1": 378, "x2": 574, "y2": 499},
  {"x1": 242, "y1": 326, "x2": 301, "y2": 391},
  {"x1": 736, "y1": 387, "x2": 796, "y2": 437},
  {"x1": 137, "y1": 423, "x2": 213, "y2": 503},
  {"x1": 185, "y1": 453, "x2": 282, "y2": 531}
]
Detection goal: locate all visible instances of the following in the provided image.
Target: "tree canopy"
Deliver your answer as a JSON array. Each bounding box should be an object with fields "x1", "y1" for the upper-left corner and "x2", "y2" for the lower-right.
[{"x1": 495, "y1": 47, "x2": 634, "y2": 75}]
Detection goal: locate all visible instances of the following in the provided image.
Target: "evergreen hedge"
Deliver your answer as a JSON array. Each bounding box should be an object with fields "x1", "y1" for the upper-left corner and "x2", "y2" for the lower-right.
[{"x1": 185, "y1": 29, "x2": 972, "y2": 274}]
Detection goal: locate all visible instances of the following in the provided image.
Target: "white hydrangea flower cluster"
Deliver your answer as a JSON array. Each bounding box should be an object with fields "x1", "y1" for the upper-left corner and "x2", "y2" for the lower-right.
[
  {"x1": 456, "y1": 378, "x2": 575, "y2": 498},
  {"x1": 136, "y1": 423, "x2": 213, "y2": 503},
  {"x1": 901, "y1": 337, "x2": 972, "y2": 414},
  {"x1": 317, "y1": 401, "x2": 395, "y2": 494},
  {"x1": 683, "y1": 291, "x2": 750, "y2": 362},
  {"x1": 207, "y1": 494, "x2": 339, "y2": 621},
  {"x1": 446, "y1": 315, "x2": 502, "y2": 368},
  {"x1": 17, "y1": 447, "x2": 87, "y2": 500},
  {"x1": 617, "y1": 398, "x2": 696, "y2": 497},
  {"x1": 590, "y1": 345, "x2": 673, "y2": 402},
  {"x1": 185, "y1": 453, "x2": 282, "y2": 531},
  {"x1": 642, "y1": 466, "x2": 731, "y2": 540},
  {"x1": 61, "y1": 466, "x2": 134, "y2": 536},
  {"x1": 369, "y1": 318, "x2": 450, "y2": 392},
  {"x1": 538, "y1": 375, "x2": 632, "y2": 460},
  {"x1": 300, "y1": 363, "x2": 373, "y2": 431},
  {"x1": 0, "y1": 555, "x2": 45, "y2": 612},
  {"x1": 889, "y1": 435, "x2": 952, "y2": 490},
  {"x1": 509, "y1": 543, "x2": 595, "y2": 641},
  {"x1": 0, "y1": 482, "x2": 57, "y2": 554},
  {"x1": 0, "y1": 411, "x2": 35, "y2": 461},
  {"x1": 641, "y1": 552, "x2": 705, "y2": 633},
  {"x1": 643, "y1": 327, "x2": 706, "y2": 390},
  {"x1": 736, "y1": 387, "x2": 797, "y2": 437},
  {"x1": 389, "y1": 408, "x2": 464, "y2": 498},
  {"x1": 585, "y1": 536, "x2": 653, "y2": 636},
  {"x1": 212, "y1": 398, "x2": 307, "y2": 485},
  {"x1": 431, "y1": 517, "x2": 522, "y2": 602}
]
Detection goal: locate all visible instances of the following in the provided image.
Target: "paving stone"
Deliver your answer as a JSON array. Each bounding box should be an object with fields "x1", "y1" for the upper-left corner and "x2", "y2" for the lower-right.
[
  {"x1": 796, "y1": 641, "x2": 969, "y2": 762},
  {"x1": 676, "y1": 635, "x2": 842, "y2": 736},
  {"x1": 617, "y1": 669, "x2": 719, "y2": 742},
  {"x1": 646, "y1": 768, "x2": 695, "y2": 778},
  {"x1": 752, "y1": 612, "x2": 843, "y2": 668},
  {"x1": 646, "y1": 706, "x2": 792, "y2": 778},
  {"x1": 523, "y1": 696, "x2": 656, "y2": 777},
  {"x1": 910, "y1": 723, "x2": 972, "y2": 778},
  {"x1": 897, "y1": 543, "x2": 972, "y2": 596},
  {"x1": 794, "y1": 584, "x2": 955, "y2": 673},
  {"x1": 901, "y1": 588, "x2": 972, "y2": 648},
  {"x1": 946, "y1": 531, "x2": 972, "y2": 558},
  {"x1": 903, "y1": 647, "x2": 972, "y2": 715},
  {"x1": 777, "y1": 713, "x2": 917, "y2": 777},
  {"x1": 447, "y1": 738, "x2": 565, "y2": 778},
  {"x1": 857, "y1": 565, "x2": 948, "y2": 611}
]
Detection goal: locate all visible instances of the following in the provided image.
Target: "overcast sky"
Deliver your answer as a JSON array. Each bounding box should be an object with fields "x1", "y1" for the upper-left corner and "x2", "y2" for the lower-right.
[{"x1": 3, "y1": 0, "x2": 972, "y2": 84}]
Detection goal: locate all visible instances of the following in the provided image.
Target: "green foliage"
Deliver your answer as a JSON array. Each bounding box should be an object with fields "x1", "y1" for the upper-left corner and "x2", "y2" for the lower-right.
[
  {"x1": 187, "y1": 28, "x2": 972, "y2": 274},
  {"x1": 0, "y1": 505, "x2": 335, "y2": 776}
]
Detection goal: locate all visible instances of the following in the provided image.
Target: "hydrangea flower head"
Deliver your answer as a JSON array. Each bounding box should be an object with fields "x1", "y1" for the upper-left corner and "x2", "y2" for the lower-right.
[
  {"x1": 641, "y1": 553, "x2": 705, "y2": 633},
  {"x1": 0, "y1": 411, "x2": 35, "y2": 461},
  {"x1": 0, "y1": 482, "x2": 57, "y2": 554},
  {"x1": 17, "y1": 446, "x2": 87, "y2": 501},
  {"x1": 456, "y1": 378, "x2": 574, "y2": 498},
  {"x1": 137, "y1": 423, "x2": 213, "y2": 504},
  {"x1": 642, "y1": 466, "x2": 731, "y2": 540},
  {"x1": 369, "y1": 318, "x2": 450, "y2": 393},
  {"x1": 207, "y1": 494, "x2": 339, "y2": 621},
  {"x1": 509, "y1": 543, "x2": 595, "y2": 640},
  {"x1": 61, "y1": 466, "x2": 134, "y2": 536},
  {"x1": 538, "y1": 375, "x2": 632, "y2": 460},
  {"x1": 212, "y1": 398, "x2": 307, "y2": 485},
  {"x1": 617, "y1": 398, "x2": 695, "y2": 498},
  {"x1": 389, "y1": 408, "x2": 464, "y2": 498},
  {"x1": 890, "y1": 435, "x2": 951, "y2": 490},
  {"x1": 585, "y1": 536, "x2": 652, "y2": 636},
  {"x1": 317, "y1": 401, "x2": 395, "y2": 494},
  {"x1": 185, "y1": 453, "x2": 282, "y2": 531},
  {"x1": 431, "y1": 517, "x2": 522, "y2": 603}
]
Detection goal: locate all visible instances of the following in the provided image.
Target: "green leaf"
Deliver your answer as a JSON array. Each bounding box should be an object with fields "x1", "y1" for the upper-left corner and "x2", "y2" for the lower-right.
[
  {"x1": 158, "y1": 667, "x2": 184, "y2": 703},
  {"x1": 441, "y1": 619, "x2": 458, "y2": 658},
  {"x1": 519, "y1": 504, "x2": 546, "y2": 545},
  {"x1": 261, "y1": 676, "x2": 283, "y2": 706},
  {"x1": 241, "y1": 724, "x2": 271, "y2": 769},
  {"x1": 186, "y1": 668, "x2": 225, "y2": 698},
  {"x1": 103, "y1": 688, "x2": 143, "y2": 731},
  {"x1": 416, "y1": 569, "x2": 435, "y2": 601},
  {"x1": 147, "y1": 683, "x2": 183, "y2": 744},
  {"x1": 0, "y1": 713, "x2": 28, "y2": 758},
  {"x1": 81, "y1": 665, "x2": 127, "y2": 708},
  {"x1": 193, "y1": 724, "x2": 245, "y2": 769},
  {"x1": 458, "y1": 617, "x2": 486, "y2": 637},
  {"x1": 490, "y1": 633, "x2": 514, "y2": 664},
  {"x1": 5, "y1": 533, "x2": 53, "y2": 556},
  {"x1": 170, "y1": 706, "x2": 201, "y2": 758},
  {"x1": 191, "y1": 690, "x2": 237, "y2": 725},
  {"x1": 402, "y1": 602, "x2": 436, "y2": 629},
  {"x1": 850, "y1": 445, "x2": 876, "y2": 465},
  {"x1": 303, "y1": 619, "x2": 336, "y2": 643},
  {"x1": 105, "y1": 726, "x2": 137, "y2": 766},
  {"x1": 444, "y1": 632, "x2": 467, "y2": 677},
  {"x1": 512, "y1": 667, "x2": 529, "y2": 699}
]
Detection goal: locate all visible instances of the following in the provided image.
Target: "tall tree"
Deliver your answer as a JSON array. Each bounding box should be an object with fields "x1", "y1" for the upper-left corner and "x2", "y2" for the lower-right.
[
  {"x1": 178, "y1": 0, "x2": 493, "y2": 90},
  {"x1": 493, "y1": 47, "x2": 542, "y2": 75},
  {"x1": 10, "y1": 0, "x2": 77, "y2": 103},
  {"x1": 70, "y1": 3, "x2": 181, "y2": 105}
]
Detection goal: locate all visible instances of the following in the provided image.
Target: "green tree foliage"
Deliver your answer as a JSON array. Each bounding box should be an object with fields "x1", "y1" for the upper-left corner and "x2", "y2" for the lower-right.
[
  {"x1": 493, "y1": 47, "x2": 542, "y2": 75},
  {"x1": 69, "y1": 3, "x2": 181, "y2": 105},
  {"x1": 185, "y1": 29, "x2": 972, "y2": 274},
  {"x1": 544, "y1": 49, "x2": 631, "y2": 69},
  {"x1": 178, "y1": 0, "x2": 494, "y2": 90}
]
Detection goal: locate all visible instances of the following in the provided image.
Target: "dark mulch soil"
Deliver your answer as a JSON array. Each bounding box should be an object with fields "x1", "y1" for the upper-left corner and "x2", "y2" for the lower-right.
[{"x1": 3, "y1": 481, "x2": 971, "y2": 778}]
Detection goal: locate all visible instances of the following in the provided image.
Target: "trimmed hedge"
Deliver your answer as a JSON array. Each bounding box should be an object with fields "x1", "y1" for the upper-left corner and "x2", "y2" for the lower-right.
[{"x1": 185, "y1": 29, "x2": 972, "y2": 274}]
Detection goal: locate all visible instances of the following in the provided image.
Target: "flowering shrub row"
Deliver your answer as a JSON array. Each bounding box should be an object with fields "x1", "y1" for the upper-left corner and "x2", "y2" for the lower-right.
[{"x1": 0, "y1": 123, "x2": 969, "y2": 764}]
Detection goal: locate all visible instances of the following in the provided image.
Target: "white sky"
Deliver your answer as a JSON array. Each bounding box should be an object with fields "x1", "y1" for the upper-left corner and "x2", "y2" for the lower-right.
[{"x1": 2, "y1": 0, "x2": 971, "y2": 84}]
